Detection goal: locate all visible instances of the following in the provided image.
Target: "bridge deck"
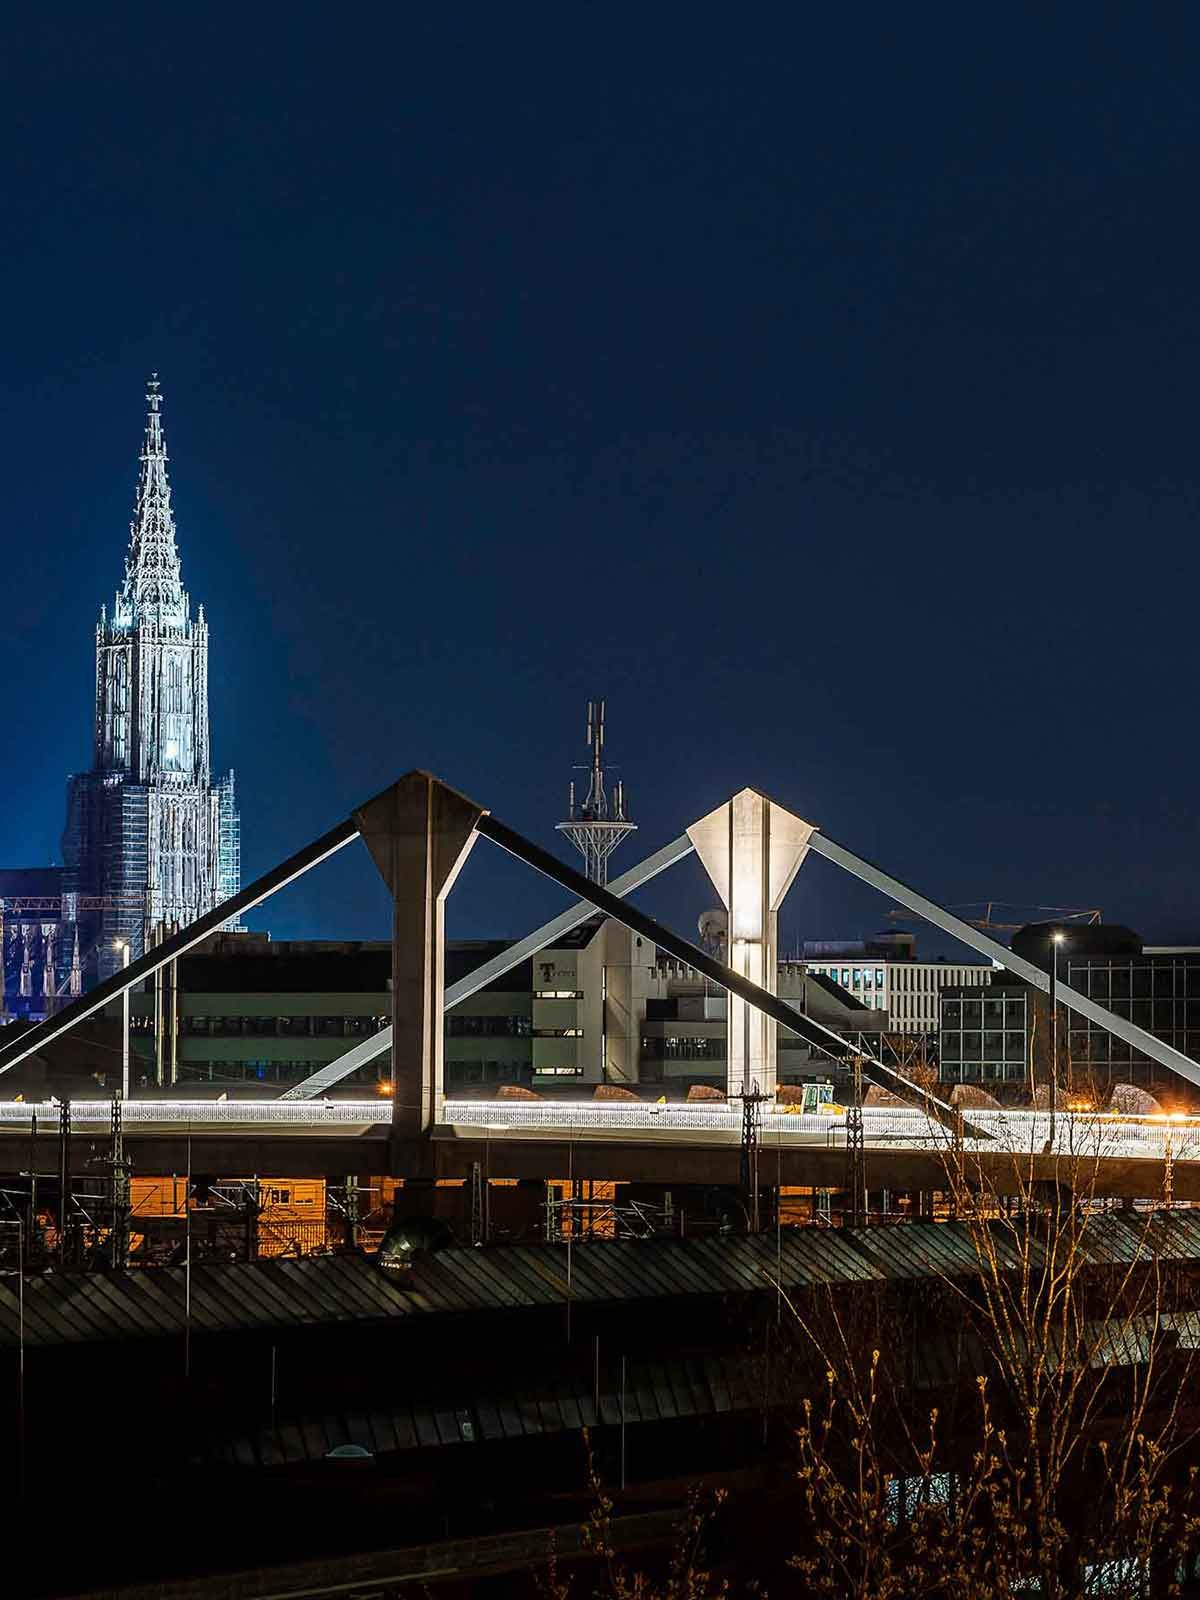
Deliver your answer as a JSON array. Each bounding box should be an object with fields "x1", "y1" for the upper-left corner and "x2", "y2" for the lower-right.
[{"x1": 0, "y1": 1100, "x2": 1191, "y2": 1197}]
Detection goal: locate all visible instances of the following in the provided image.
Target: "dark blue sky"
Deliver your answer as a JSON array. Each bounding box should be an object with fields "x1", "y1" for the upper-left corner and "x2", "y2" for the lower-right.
[{"x1": 4, "y1": 9, "x2": 1199, "y2": 953}]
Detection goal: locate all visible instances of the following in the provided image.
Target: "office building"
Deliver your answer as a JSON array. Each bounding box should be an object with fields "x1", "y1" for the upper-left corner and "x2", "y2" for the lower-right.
[
  {"x1": 109, "y1": 920, "x2": 885, "y2": 1096},
  {"x1": 803, "y1": 932, "x2": 991, "y2": 1034},
  {"x1": 939, "y1": 922, "x2": 1200, "y2": 1095}
]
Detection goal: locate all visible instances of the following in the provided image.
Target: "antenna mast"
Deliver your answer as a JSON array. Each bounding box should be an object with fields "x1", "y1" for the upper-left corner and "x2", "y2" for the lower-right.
[{"x1": 556, "y1": 699, "x2": 637, "y2": 885}]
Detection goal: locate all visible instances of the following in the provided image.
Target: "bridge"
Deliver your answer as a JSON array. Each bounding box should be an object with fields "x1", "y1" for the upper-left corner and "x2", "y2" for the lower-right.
[
  {"x1": 0, "y1": 1098, "x2": 1193, "y2": 1201},
  {"x1": 1, "y1": 771, "x2": 1196, "y2": 1201}
]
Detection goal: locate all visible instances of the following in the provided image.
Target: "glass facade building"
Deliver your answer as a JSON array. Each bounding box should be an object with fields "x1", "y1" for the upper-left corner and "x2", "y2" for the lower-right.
[
  {"x1": 939, "y1": 985, "x2": 1031, "y2": 1084},
  {"x1": 1064, "y1": 953, "x2": 1200, "y2": 1084},
  {"x1": 940, "y1": 951, "x2": 1200, "y2": 1090}
]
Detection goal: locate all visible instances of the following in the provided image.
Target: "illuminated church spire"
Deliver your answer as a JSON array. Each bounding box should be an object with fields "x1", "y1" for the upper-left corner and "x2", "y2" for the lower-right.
[
  {"x1": 62, "y1": 376, "x2": 243, "y2": 988},
  {"x1": 115, "y1": 374, "x2": 186, "y2": 627}
]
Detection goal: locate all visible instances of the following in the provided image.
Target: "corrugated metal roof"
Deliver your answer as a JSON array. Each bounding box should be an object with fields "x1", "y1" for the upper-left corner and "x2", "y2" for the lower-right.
[
  {"x1": 0, "y1": 1229, "x2": 888, "y2": 1349},
  {"x1": 841, "y1": 1220, "x2": 1046, "y2": 1280},
  {"x1": 2, "y1": 1213, "x2": 1197, "y2": 1351},
  {"x1": 201, "y1": 1350, "x2": 763, "y2": 1466}
]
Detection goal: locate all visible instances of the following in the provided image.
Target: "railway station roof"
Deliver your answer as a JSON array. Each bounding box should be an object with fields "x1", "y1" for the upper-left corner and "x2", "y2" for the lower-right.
[{"x1": 0, "y1": 1213, "x2": 1195, "y2": 1350}]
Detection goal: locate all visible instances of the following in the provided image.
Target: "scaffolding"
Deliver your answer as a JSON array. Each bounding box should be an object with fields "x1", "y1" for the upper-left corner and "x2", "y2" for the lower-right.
[{"x1": 217, "y1": 769, "x2": 243, "y2": 930}]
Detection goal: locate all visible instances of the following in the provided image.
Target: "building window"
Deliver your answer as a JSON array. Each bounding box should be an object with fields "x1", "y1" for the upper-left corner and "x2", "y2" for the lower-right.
[
  {"x1": 535, "y1": 990, "x2": 583, "y2": 999},
  {"x1": 642, "y1": 1037, "x2": 723, "y2": 1061}
]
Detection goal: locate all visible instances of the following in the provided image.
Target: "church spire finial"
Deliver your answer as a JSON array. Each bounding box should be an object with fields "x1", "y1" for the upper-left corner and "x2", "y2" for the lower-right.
[{"x1": 118, "y1": 374, "x2": 184, "y2": 624}]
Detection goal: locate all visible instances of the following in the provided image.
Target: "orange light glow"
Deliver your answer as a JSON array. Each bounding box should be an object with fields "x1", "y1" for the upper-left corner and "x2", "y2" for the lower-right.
[{"x1": 377, "y1": 1080, "x2": 394, "y2": 1096}]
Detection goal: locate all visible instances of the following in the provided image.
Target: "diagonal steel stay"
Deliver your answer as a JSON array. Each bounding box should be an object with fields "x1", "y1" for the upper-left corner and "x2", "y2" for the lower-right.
[
  {"x1": 279, "y1": 833, "x2": 697, "y2": 1100},
  {"x1": 474, "y1": 813, "x2": 978, "y2": 1134},
  {"x1": 809, "y1": 832, "x2": 1200, "y2": 1091},
  {"x1": 0, "y1": 820, "x2": 361, "y2": 1080}
]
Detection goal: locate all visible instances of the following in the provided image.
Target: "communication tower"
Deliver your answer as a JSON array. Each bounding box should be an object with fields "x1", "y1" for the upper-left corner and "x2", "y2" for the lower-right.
[{"x1": 556, "y1": 699, "x2": 636, "y2": 885}]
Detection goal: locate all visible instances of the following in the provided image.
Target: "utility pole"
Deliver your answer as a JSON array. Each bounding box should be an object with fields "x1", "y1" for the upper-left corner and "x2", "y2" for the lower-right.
[
  {"x1": 100, "y1": 1095, "x2": 132, "y2": 1269},
  {"x1": 116, "y1": 940, "x2": 131, "y2": 1097},
  {"x1": 844, "y1": 1055, "x2": 866, "y2": 1228},
  {"x1": 345, "y1": 1173, "x2": 360, "y2": 1250},
  {"x1": 735, "y1": 1080, "x2": 768, "y2": 1233},
  {"x1": 57, "y1": 1098, "x2": 72, "y2": 1266},
  {"x1": 1048, "y1": 931, "x2": 1066, "y2": 1152},
  {"x1": 27, "y1": 1112, "x2": 38, "y2": 1263},
  {"x1": 86, "y1": 1097, "x2": 133, "y2": 1268},
  {"x1": 470, "y1": 1161, "x2": 486, "y2": 1246}
]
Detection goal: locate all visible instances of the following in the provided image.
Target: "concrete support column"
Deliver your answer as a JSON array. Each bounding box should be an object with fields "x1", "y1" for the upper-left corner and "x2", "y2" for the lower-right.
[
  {"x1": 687, "y1": 788, "x2": 813, "y2": 1099},
  {"x1": 354, "y1": 772, "x2": 484, "y2": 1136}
]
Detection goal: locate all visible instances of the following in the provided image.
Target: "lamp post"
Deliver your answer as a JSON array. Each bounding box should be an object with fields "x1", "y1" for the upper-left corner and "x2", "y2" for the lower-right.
[
  {"x1": 116, "y1": 941, "x2": 130, "y2": 1099},
  {"x1": 1048, "y1": 931, "x2": 1066, "y2": 1150}
]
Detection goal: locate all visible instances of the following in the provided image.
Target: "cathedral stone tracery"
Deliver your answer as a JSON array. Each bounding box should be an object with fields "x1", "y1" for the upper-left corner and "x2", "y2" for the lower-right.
[{"x1": 60, "y1": 377, "x2": 241, "y2": 984}]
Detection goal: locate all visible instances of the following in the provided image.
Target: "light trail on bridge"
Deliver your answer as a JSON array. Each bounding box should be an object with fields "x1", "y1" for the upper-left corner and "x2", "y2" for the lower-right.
[
  {"x1": 439, "y1": 1100, "x2": 1200, "y2": 1162},
  {"x1": 0, "y1": 1099, "x2": 1195, "y2": 1163}
]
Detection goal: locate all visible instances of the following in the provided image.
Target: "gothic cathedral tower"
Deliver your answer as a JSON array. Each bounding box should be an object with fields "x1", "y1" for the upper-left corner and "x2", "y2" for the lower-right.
[{"x1": 63, "y1": 377, "x2": 241, "y2": 981}]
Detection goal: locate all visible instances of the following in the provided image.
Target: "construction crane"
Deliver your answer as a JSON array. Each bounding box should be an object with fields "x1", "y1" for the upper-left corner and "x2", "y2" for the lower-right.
[{"x1": 887, "y1": 903, "x2": 1102, "y2": 936}]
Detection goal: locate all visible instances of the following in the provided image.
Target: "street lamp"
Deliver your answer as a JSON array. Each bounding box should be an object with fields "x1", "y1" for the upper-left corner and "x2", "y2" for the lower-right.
[
  {"x1": 115, "y1": 941, "x2": 130, "y2": 1099},
  {"x1": 1048, "y1": 931, "x2": 1066, "y2": 1149}
]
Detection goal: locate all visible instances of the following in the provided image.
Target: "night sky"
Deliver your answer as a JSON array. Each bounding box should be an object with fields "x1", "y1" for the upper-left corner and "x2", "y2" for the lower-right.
[{"x1": 4, "y1": 10, "x2": 1199, "y2": 954}]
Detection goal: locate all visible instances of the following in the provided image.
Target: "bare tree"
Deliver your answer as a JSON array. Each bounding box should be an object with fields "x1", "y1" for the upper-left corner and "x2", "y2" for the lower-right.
[{"x1": 776, "y1": 1131, "x2": 1200, "y2": 1597}]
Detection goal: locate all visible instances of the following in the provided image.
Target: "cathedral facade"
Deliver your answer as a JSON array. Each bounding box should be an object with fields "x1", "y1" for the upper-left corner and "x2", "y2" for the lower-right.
[{"x1": 60, "y1": 378, "x2": 241, "y2": 985}]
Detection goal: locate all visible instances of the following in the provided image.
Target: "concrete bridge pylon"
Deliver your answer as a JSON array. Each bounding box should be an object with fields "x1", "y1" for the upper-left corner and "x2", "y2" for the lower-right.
[
  {"x1": 353, "y1": 772, "x2": 485, "y2": 1136},
  {"x1": 687, "y1": 789, "x2": 813, "y2": 1099}
]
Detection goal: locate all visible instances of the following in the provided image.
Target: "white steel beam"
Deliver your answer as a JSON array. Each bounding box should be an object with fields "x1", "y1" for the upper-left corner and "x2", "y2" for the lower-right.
[
  {"x1": 809, "y1": 831, "x2": 1200, "y2": 1090},
  {"x1": 278, "y1": 833, "x2": 696, "y2": 1100}
]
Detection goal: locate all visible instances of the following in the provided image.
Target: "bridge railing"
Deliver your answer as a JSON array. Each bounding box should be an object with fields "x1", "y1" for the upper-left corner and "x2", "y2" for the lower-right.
[
  {"x1": 0, "y1": 1099, "x2": 1190, "y2": 1162},
  {"x1": 0, "y1": 1100, "x2": 385, "y2": 1127},
  {"x1": 440, "y1": 1100, "x2": 1200, "y2": 1161}
]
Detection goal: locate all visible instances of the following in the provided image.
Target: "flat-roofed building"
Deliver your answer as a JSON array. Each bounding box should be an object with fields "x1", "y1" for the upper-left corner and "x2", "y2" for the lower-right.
[
  {"x1": 120, "y1": 932, "x2": 532, "y2": 1093},
  {"x1": 804, "y1": 948, "x2": 991, "y2": 1033}
]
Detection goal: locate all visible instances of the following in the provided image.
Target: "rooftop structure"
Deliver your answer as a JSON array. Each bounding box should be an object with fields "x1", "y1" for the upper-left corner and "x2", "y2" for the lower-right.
[{"x1": 556, "y1": 699, "x2": 635, "y2": 884}]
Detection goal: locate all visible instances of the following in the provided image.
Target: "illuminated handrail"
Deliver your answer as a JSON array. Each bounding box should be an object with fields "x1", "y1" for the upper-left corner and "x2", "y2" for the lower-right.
[
  {"x1": 0, "y1": 1098, "x2": 1188, "y2": 1161},
  {"x1": 0, "y1": 1100, "x2": 385, "y2": 1127}
]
